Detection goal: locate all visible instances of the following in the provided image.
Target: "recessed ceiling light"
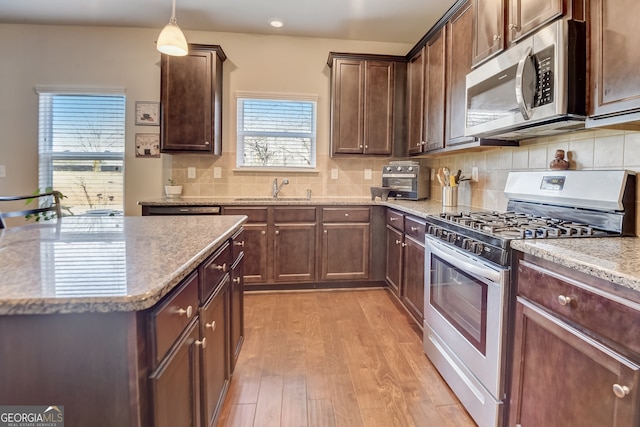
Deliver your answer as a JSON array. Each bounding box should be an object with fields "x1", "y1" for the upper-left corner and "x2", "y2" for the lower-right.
[{"x1": 269, "y1": 18, "x2": 284, "y2": 28}]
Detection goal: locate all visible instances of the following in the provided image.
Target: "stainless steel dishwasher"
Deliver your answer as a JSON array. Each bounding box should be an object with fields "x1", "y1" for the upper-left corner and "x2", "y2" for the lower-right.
[{"x1": 141, "y1": 205, "x2": 222, "y2": 216}]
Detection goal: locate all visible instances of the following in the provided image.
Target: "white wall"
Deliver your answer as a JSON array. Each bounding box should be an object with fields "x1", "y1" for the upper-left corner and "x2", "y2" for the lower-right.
[{"x1": 0, "y1": 24, "x2": 412, "y2": 214}]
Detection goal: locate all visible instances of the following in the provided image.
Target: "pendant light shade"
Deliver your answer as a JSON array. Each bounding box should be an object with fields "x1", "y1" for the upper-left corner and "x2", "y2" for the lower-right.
[{"x1": 157, "y1": 0, "x2": 188, "y2": 56}]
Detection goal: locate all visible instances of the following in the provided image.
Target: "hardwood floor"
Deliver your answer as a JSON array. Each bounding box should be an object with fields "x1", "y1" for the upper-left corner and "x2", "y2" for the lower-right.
[{"x1": 218, "y1": 289, "x2": 476, "y2": 427}]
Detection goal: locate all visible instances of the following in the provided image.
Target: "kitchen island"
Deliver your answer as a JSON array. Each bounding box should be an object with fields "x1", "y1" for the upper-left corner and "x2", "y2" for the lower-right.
[{"x1": 0, "y1": 215, "x2": 246, "y2": 427}]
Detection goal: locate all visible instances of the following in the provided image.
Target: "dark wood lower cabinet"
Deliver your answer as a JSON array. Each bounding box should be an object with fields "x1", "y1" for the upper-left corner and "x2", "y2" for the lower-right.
[
  {"x1": 200, "y1": 279, "x2": 230, "y2": 427},
  {"x1": 240, "y1": 223, "x2": 268, "y2": 283},
  {"x1": 400, "y1": 234, "x2": 425, "y2": 322},
  {"x1": 273, "y1": 223, "x2": 316, "y2": 282},
  {"x1": 151, "y1": 319, "x2": 202, "y2": 427},
  {"x1": 385, "y1": 225, "x2": 403, "y2": 294},
  {"x1": 321, "y1": 222, "x2": 370, "y2": 281},
  {"x1": 230, "y1": 255, "x2": 244, "y2": 372}
]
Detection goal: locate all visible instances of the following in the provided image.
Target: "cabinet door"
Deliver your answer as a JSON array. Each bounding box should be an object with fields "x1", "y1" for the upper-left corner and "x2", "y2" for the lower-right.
[
  {"x1": 230, "y1": 256, "x2": 244, "y2": 373},
  {"x1": 589, "y1": 0, "x2": 640, "y2": 121},
  {"x1": 401, "y1": 236, "x2": 425, "y2": 322},
  {"x1": 150, "y1": 320, "x2": 201, "y2": 427},
  {"x1": 201, "y1": 280, "x2": 229, "y2": 427},
  {"x1": 509, "y1": 298, "x2": 640, "y2": 427},
  {"x1": 446, "y1": 0, "x2": 477, "y2": 147},
  {"x1": 331, "y1": 59, "x2": 364, "y2": 154},
  {"x1": 425, "y1": 27, "x2": 446, "y2": 152},
  {"x1": 508, "y1": 0, "x2": 564, "y2": 43},
  {"x1": 472, "y1": 0, "x2": 505, "y2": 66},
  {"x1": 273, "y1": 223, "x2": 316, "y2": 282},
  {"x1": 385, "y1": 226, "x2": 403, "y2": 295},
  {"x1": 363, "y1": 61, "x2": 395, "y2": 155},
  {"x1": 321, "y1": 223, "x2": 370, "y2": 281},
  {"x1": 241, "y1": 223, "x2": 268, "y2": 284},
  {"x1": 161, "y1": 46, "x2": 224, "y2": 154},
  {"x1": 407, "y1": 48, "x2": 426, "y2": 155}
]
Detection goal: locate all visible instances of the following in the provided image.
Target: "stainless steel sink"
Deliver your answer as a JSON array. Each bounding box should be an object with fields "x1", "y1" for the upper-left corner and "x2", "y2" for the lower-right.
[{"x1": 233, "y1": 197, "x2": 309, "y2": 202}]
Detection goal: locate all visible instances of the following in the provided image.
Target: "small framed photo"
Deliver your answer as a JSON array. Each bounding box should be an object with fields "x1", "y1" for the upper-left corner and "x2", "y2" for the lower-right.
[
  {"x1": 135, "y1": 101, "x2": 160, "y2": 126},
  {"x1": 135, "y1": 133, "x2": 160, "y2": 158}
]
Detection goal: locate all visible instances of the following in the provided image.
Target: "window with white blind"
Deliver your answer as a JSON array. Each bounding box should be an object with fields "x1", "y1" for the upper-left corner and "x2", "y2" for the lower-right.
[
  {"x1": 37, "y1": 90, "x2": 125, "y2": 216},
  {"x1": 237, "y1": 94, "x2": 317, "y2": 168}
]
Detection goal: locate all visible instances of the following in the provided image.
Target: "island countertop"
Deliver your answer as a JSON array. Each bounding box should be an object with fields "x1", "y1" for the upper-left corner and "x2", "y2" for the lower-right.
[{"x1": 0, "y1": 215, "x2": 246, "y2": 315}]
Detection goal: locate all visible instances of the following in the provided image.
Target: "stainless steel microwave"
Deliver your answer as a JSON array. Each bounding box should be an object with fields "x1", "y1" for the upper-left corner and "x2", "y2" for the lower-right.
[{"x1": 465, "y1": 19, "x2": 586, "y2": 140}]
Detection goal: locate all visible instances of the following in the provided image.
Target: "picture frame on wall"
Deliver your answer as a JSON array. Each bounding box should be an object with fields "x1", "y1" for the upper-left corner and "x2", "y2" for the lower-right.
[
  {"x1": 135, "y1": 101, "x2": 160, "y2": 126},
  {"x1": 135, "y1": 133, "x2": 160, "y2": 158}
]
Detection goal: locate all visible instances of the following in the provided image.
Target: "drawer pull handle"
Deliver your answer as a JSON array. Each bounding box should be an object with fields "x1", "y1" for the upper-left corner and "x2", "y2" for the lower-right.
[
  {"x1": 411, "y1": 226, "x2": 418, "y2": 232},
  {"x1": 557, "y1": 295, "x2": 572, "y2": 306},
  {"x1": 613, "y1": 384, "x2": 630, "y2": 398},
  {"x1": 214, "y1": 263, "x2": 227, "y2": 272},
  {"x1": 234, "y1": 241, "x2": 245, "y2": 247},
  {"x1": 206, "y1": 321, "x2": 216, "y2": 331},
  {"x1": 177, "y1": 305, "x2": 193, "y2": 318},
  {"x1": 233, "y1": 277, "x2": 241, "y2": 284},
  {"x1": 195, "y1": 337, "x2": 207, "y2": 348}
]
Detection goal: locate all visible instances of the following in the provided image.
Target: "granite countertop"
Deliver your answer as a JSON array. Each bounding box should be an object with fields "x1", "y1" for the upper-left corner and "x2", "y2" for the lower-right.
[
  {"x1": 0, "y1": 215, "x2": 246, "y2": 315},
  {"x1": 511, "y1": 238, "x2": 640, "y2": 293}
]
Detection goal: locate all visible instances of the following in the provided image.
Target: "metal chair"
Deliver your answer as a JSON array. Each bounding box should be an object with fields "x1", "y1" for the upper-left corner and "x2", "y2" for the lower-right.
[{"x1": 0, "y1": 191, "x2": 62, "y2": 228}]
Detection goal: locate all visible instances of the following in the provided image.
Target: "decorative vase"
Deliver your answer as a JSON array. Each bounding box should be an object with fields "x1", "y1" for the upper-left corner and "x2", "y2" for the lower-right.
[
  {"x1": 549, "y1": 149, "x2": 570, "y2": 170},
  {"x1": 164, "y1": 185, "x2": 183, "y2": 199}
]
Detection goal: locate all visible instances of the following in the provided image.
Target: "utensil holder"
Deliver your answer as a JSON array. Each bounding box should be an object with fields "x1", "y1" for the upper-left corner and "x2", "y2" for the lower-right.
[{"x1": 442, "y1": 186, "x2": 458, "y2": 207}]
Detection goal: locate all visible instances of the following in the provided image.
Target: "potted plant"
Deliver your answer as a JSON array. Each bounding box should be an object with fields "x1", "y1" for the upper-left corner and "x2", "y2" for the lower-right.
[{"x1": 164, "y1": 178, "x2": 183, "y2": 199}]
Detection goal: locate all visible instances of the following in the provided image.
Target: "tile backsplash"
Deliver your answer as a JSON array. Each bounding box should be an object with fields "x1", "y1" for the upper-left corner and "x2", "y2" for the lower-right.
[{"x1": 171, "y1": 128, "x2": 640, "y2": 232}]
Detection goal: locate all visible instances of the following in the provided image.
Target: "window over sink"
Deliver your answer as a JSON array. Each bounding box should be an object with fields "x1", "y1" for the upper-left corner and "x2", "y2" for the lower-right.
[
  {"x1": 37, "y1": 89, "x2": 125, "y2": 216},
  {"x1": 236, "y1": 92, "x2": 317, "y2": 169}
]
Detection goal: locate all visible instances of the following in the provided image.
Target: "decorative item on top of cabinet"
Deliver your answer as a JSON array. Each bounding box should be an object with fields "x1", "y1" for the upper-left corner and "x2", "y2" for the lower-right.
[
  {"x1": 510, "y1": 254, "x2": 640, "y2": 427},
  {"x1": 587, "y1": 0, "x2": 640, "y2": 128},
  {"x1": 160, "y1": 44, "x2": 226, "y2": 154},
  {"x1": 327, "y1": 53, "x2": 407, "y2": 157}
]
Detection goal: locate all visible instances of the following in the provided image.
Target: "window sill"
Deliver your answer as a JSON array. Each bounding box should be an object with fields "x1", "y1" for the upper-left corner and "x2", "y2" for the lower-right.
[{"x1": 232, "y1": 167, "x2": 320, "y2": 174}]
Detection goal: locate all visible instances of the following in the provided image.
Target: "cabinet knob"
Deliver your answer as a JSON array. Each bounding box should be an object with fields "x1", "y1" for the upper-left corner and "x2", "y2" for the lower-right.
[
  {"x1": 206, "y1": 321, "x2": 216, "y2": 331},
  {"x1": 508, "y1": 23, "x2": 518, "y2": 30},
  {"x1": 557, "y1": 295, "x2": 572, "y2": 306},
  {"x1": 401, "y1": 242, "x2": 407, "y2": 248},
  {"x1": 261, "y1": 230, "x2": 266, "y2": 235},
  {"x1": 214, "y1": 263, "x2": 227, "y2": 272},
  {"x1": 275, "y1": 230, "x2": 280, "y2": 235},
  {"x1": 234, "y1": 240, "x2": 245, "y2": 247},
  {"x1": 323, "y1": 229, "x2": 328, "y2": 234},
  {"x1": 344, "y1": 213, "x2": 349, "y2": 217},
  {"x1": 233, "y1": 277, "x2": 241, "y2": 284},
  {"x1": 493, "y1": 34, "x2": 501, "y2": 42},
  {"x1": 365, "y1": 145, "x2": 368, "y2": 149},
  {"x1": 395, "y1": 239, "x2": 402, "y2": 245},
  {"x1": 177, "y1": 305, "x2": 193, "y2": 318},
  {"x1": 195, "y1": 337, "x2": 207, "y2": 348},
  {"x1": 613, "y1": 384, "x2": 630, "y2": 399},
  {"x1": 411, "y1": 226, "x2": 418, "y2": 232},
  {"x1": 360, "y1": 145, "x2": 364, "y2": 148},
  {"x1": 204, "y1": 141, "x2": 210, "y2": 145},
  {"x1": 390, "y1": 217, "x2": 397, "y2": 221}
]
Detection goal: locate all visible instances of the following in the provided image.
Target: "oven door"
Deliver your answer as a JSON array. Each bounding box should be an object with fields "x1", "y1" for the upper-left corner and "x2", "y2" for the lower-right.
[{"x1": 423, "y1": 235, "x2": 509, "y2": 398}]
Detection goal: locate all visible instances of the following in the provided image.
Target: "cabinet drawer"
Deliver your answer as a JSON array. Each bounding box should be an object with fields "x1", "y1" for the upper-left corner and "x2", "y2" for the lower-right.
[
  {"x1": 404, "y1": 216, "x2": 426, "y2": 242},
  {"x1": 149, "y1": 271, "x2": 199, "y2": 367},
  {"x1": 386, "y1": 209, "x2": 404, "y2": 231},
  {"x1": 231, "y1": 228, "x2": 245, "y2": 262},
  {"x1": 223, "y1": 207, "x2": 268, "y2": 223},
  {"x1": 322, "y1": 207, "x2": 370, "y2": 223},
  {"x1": 201, "y1": 241, "x2": 232, "y2": 301},
  {"x1": 517, "y1": 259, "x2": 640, "y2": 355},
  {"x1": 274, "y1": 207, "x2": 316, "y2": 222}
]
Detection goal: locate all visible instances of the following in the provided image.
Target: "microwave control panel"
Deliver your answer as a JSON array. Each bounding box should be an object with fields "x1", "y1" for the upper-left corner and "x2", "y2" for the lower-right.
[{"x1": 534, "y1": 45, "x2": 554, "y2": 107}]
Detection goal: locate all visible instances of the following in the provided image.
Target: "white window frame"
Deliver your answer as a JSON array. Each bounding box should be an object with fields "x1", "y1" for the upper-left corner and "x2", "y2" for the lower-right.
[
  {"x1": 36, "y1": 87, "x2": 126, "y2": 215},
  {"x1": 236, "y1": 91, "x2": 317, "y2": 170}
]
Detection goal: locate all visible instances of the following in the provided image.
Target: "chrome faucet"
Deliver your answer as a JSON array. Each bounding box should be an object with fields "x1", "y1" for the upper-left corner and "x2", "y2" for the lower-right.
[{"x1": 272, "y1": 178, "x2": 289, "y2": 198}]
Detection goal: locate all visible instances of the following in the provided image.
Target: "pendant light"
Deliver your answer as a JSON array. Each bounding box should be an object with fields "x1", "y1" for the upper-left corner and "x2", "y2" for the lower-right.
[{"x1": 156, "y1": 0, "x2": 188, "y2": 56}]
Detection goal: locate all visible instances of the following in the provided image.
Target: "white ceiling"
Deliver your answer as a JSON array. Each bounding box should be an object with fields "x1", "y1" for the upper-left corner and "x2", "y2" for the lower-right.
[{"x1": 0, "y1": 0, "x2": 456, "y2": 44}]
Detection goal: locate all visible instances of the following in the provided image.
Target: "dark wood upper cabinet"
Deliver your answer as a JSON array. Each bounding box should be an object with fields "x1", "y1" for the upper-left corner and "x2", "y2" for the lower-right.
[
  {"x1": 328, "y1": 53, "x2": 407, "y2": 156},
  {"x1": 446, "y1": 0, "x2": 477, "y2": 147},
  {"x1": 472, "y1": 0, "x2": 506, "y2": 66},
  {"x1": 507, "y1": 0, "x2": 564, "y2": 43},
  {"x1": 587, "y1": 0, "x2": 640, "y2": 126},
  {"x1": 424, "y1": 27, "x2": 447, "y2": 152},
  {"x1": 407, "y1": 47, "x2": 426, "y2": 155},
  {"x1": 160, "y1": 44, "x2": 226, "y2": 154}
]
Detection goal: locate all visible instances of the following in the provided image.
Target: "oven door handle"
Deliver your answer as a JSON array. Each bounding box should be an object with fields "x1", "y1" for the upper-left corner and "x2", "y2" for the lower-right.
[{"x1": 426, "y1": 237, "x2": 503, "y2": 284}]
